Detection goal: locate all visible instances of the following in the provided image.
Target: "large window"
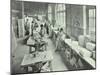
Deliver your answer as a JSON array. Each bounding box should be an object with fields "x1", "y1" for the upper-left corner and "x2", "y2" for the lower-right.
[
  {"x1": 88, "y1": 8, "x2": 96, "y2": 42},
  {"x1": 89, "y1": 9, "x2": 96, "y2": 34},
  {"x1": 48, "y1": 4, "x2": 52, "y2": 23},
  {"x1": 48, "y1": 4, "x2": 66, "y2": 31},
  {"x1": 55, "y1": 4, "x2": 66, "y2": 28}
]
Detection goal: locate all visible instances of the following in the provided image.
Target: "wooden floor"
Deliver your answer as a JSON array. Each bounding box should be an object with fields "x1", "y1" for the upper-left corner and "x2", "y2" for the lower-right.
[{"x1": 11, "y1": 37, "x2": 68, "y2": 74}]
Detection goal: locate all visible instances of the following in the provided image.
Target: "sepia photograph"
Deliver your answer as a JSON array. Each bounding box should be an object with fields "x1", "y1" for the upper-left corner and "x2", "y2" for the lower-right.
[{"x1": 11, "y1": 0, "x2": 96, "y2": 74}]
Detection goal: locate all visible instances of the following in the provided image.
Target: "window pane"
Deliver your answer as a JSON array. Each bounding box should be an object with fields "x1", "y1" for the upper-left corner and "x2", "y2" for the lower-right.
[
  {"x1": 48, "y1": 13, "x2": 52, "y2": 23},
  {"x1": 88, "y1": 9, "x2": 96, "y2": 42},
  {"x1": 48, "y1": 4, "x2": 52, "y2": 13},
  {"x1": 89, "y1": 9, "x2": 96, "y2": 32}
]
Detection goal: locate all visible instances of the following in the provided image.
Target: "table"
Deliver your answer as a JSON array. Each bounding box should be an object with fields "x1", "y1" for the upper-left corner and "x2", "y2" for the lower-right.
[
  {"x1": 27, "y1": 37, "x2": 36, "y2": 46},
  {"x1": 27, "y1": 36, "x2": 48, "y2": 53},
  {"x1": 21, "y1": 51, "x2": 53, "y2": 72},
  {"x1": 27, "y1": 37, "x2": 36, "y2": 53},
  {"x1": 64, "y1": 39, "x2": 96, "y2": 68}
]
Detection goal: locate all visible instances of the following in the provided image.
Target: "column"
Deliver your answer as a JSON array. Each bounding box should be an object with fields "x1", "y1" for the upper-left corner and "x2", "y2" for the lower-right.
[
  {"x1": 51, "y1": 4, "x2": 56, "y2": 27},
  {"x1": 22, "y1": 1, "x2": 25, "y2": 37},
  {"x1": 83, "y1": 6, "x2": 87, "y2": 35}
]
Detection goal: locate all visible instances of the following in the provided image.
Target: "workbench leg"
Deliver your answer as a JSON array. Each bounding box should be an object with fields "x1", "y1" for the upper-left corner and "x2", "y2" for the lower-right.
[
  {"x1": 24, "y1": 66, "x2": 28, "y2": 72},
  {"x1": 49, "y1": 61, "x2": 52, "y2": 71},
  {"x1": 29, "y1": 46, "x2": 32, "y2": 53}
]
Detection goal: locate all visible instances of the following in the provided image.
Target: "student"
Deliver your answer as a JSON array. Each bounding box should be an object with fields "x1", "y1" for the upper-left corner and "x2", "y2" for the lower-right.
[
  {"x1": 44, "y1": 21, "x2": 49, "y2": 35},
  {"x1": 31, "y1": 21, "x2": 35, "y2": 36},
  {"x1": 55, "y1": 28, "x2": 65, "y2": 51},
  {"x1": 25, "y1": 19, "x2": 30, "y2": 35},
  {"x1": 49, "y1": 24, "x2": 54, "y2": 38},
  {"x1": 39, "y1": 24, "x2": 46, "y2": 37}
]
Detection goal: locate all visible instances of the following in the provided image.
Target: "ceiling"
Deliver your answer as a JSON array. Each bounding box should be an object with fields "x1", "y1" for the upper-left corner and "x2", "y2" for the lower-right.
[
  {"x1": 24, "y1": 1, "x2": 48, "y2": 15},
  {"x1": 11, "y1": 0, "x2": 48, "y2": 15}
]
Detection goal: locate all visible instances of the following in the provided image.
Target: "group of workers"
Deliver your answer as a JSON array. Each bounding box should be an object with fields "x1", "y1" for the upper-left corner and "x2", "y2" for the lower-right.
[
  {"x1": 24, "y1": 15, "x2": 66, "y2": 52},
  {"x1": 24, "y1": 16, "x2": 48, "y2": 37}
]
